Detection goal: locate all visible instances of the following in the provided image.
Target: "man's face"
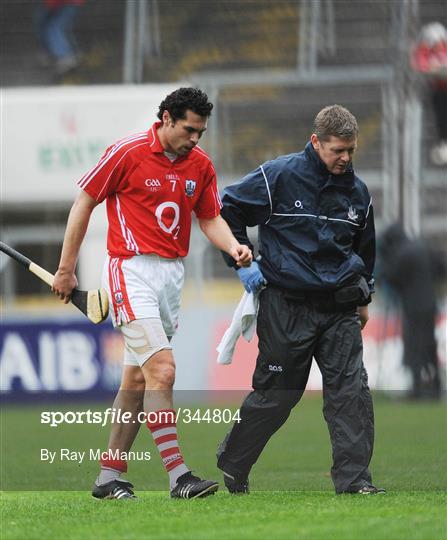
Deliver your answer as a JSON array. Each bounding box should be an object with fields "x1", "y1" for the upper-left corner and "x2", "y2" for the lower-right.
[
  {"x1": 161, "y1": 109, "x2": 208, "y2": 156},
  {"x1": 310, "y1": 134, "x2": 357, "y2": 175}
]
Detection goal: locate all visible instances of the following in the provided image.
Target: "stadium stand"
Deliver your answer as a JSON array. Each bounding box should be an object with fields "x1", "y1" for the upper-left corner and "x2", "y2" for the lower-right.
[{"x1": 1, "y1": 0, "x2": 446, "y2": 285}]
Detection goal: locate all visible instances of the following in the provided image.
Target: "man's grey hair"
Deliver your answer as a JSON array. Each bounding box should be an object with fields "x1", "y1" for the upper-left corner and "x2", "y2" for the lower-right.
[{"x1": 313, "y1": 105, "x2": 359, "y2": 141}]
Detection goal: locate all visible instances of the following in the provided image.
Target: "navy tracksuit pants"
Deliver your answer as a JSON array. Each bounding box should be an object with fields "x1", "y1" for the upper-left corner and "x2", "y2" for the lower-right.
[{"x1": 217, "y1": 286, "x2": 374, "y2": 493}]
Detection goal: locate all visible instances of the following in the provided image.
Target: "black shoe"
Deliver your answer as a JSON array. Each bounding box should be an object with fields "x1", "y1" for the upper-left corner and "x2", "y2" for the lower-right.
[
  {"x1": 170, "y1": 472, "x2": 219, "y2": 499},
  {"x1": 357, "y1": 485, "x2": 386, "y2": 494},
  {"x1": 343, "y1": 484, "x2": 386, "y2": 495},
  {"x1": 92, "y1": 479, "x2": 137, "y2": 500},
  {"x1": 223, "y1": 471, "x2": 249, "y2": 494}
]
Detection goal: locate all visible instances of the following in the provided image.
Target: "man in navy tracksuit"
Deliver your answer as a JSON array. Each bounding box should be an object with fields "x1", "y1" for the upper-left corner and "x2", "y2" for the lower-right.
[{"x1": 217, "y1": 105, "x2": 384, "y2": 495}]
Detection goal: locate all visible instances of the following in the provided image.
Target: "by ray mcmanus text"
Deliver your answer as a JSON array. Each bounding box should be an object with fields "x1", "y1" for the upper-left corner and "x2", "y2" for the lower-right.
[{"x1": 40, "y1": 448, "x2": 152, "y2": 465}]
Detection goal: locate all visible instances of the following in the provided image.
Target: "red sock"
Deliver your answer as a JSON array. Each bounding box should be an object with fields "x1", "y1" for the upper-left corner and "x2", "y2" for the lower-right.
[
  {"x1": 146, "y1": 409, "x2": 185, "y2": 472},
  {"x1": 100, "y1": 455, "x2": 128, "y2": 473}
]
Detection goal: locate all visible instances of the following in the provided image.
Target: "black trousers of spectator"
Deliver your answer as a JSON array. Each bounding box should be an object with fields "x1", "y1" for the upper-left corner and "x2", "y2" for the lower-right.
[
  {"x1": 402, "y1": 309, "x2": 441, "y2": 399},
  {"x1": 431, "y1": 86, "x2": 447, "y2": 141},
  {"x1": 217, "y1": 286, "x2": 375, "y2": 493}
]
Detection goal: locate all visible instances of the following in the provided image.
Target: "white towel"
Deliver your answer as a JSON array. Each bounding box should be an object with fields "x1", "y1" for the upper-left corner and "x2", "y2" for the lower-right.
[{"x1": 216, "y1": 291, "x2": 259, "y2": 365}]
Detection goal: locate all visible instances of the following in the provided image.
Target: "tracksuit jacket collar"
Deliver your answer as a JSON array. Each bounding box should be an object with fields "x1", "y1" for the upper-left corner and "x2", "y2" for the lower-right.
[{"x1": 304, "y1": 141, "x2": 355, "y2": 191}]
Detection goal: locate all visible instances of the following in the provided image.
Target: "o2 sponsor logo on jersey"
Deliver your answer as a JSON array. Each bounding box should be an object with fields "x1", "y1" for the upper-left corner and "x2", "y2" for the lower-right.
[
  {"x1": 144, "y1": 178, "x2": 162, "y2": 192},
  {"x1": 114, "y1": 292, "x2": 124, "y2": 305},
  {"x1": 155, "y1": 202, "x2": 180, "y2": 239},
  {"x1": 185, "y1": 179, "x2": 196, "y2": 197}
]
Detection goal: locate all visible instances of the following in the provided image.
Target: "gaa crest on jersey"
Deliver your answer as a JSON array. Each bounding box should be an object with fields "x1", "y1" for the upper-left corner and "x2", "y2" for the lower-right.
[
  {"x1": 144, "y1": 178, "x2": 162, "y2": 192},
  {"x1": 114, "y1": 291, "x2": 124, "y2": 305},
  {"x1": 185, "y1": 179, "x2": 196, "y2": 197}
]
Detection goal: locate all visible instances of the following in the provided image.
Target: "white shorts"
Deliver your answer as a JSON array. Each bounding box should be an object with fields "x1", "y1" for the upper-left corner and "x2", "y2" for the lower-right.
[{"x1": 102, "y1": 254, "x2": 184, "y2": 336}]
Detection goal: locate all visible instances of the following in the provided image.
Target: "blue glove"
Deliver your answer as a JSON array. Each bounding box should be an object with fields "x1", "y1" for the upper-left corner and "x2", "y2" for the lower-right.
[{"x1": 237, "y1": 261, "x2": 267, "y2": 293}]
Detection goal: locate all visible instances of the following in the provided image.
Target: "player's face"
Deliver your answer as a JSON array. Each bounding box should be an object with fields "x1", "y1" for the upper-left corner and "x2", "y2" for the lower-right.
[
  {"x1": 162, "y1": 110, "x2": 208, "y2": 156},
  {"x1": 310, "y1": 134, "x2": 357, "y2": 175}
]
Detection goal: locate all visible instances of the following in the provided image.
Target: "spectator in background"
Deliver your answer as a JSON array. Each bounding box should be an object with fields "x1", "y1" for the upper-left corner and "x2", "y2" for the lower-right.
[
  {"x1": 36, "y1": 0, "x2": 85, "y2": 75},
  {"x1": 411, "y1": 22, "x2": 447, "y2": 166},
  {"x1": 378, "y1": 224, "x2": 445, "y2": 400}
]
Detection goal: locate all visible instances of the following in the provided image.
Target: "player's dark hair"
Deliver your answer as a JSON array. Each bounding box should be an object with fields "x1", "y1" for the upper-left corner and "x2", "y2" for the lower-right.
[
  {"x1": 157, "y1": 87, "x2": 213, "y2": 121},
  {"x1": 313, "y1": 104, "x2": 358, "y2": 141}
]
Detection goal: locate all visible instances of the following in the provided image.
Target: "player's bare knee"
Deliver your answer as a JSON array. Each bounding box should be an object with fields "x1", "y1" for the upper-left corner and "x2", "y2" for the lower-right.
[
  {"x1": 155, "y1": 367, "x2": 176, "y2": 389},
  {"x1": 123, "y1": 372, "x2": 145, "y2": 388},
  {"x1": 146, "y1": 356, "x2": 176, "y2": 388},
  {"x1": 123, "y1": 375, "x2": 146, "y2": 393},
  {"x1": 119, "y1": 366, "x2": 146, "y2": 394}
]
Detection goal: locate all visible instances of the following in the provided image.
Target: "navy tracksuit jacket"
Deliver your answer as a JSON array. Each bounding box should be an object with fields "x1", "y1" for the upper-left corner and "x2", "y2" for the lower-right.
[{"x1": 222, "y1": 141, "x2": 375, "y2": 294}]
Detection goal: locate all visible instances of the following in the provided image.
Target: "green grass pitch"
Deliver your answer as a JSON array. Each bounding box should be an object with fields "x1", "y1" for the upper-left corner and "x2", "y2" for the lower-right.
[{"x1": 1, "y1": 394, "x2": 446, "y2": 540}]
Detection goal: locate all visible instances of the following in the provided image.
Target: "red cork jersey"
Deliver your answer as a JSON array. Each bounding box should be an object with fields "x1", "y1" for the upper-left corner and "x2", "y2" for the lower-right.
[{"x1": 77, "y1": 122, "x2": 222, "y2": 258}]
